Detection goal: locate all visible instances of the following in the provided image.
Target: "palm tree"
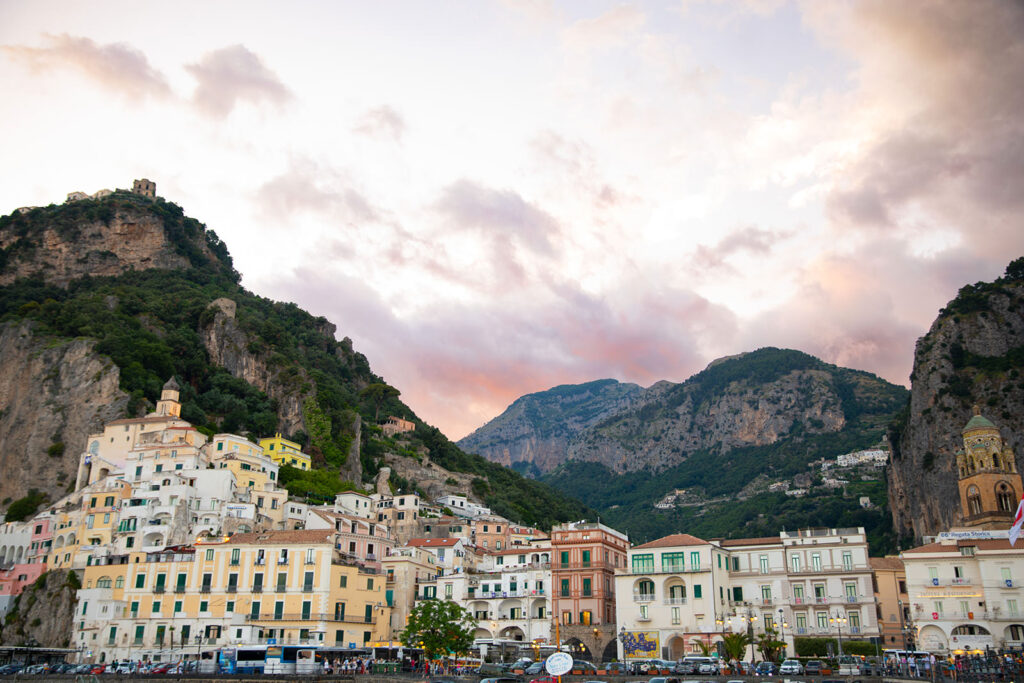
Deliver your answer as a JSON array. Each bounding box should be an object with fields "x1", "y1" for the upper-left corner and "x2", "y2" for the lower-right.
[
  {"x1": 722, "y1": 632, "x2": 753, "y2": 661},
  {"x1": 690, "y1": 638, "x2": 713, "y2": 656}
]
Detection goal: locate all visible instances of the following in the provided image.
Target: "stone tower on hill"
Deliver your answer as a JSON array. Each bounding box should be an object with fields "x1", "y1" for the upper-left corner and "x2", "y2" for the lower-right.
[{"x1": 956, "y1": 406, "x2": 1022, "y2": 529}]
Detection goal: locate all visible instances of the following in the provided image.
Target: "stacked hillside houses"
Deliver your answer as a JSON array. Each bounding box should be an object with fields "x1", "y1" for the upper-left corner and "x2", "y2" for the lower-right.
[{"x1": 6, "y1": 380, "x2": 1018, "y2": 665}]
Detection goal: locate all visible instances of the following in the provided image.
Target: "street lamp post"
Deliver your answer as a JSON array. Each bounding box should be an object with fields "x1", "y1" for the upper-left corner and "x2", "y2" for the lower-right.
[
  {"x1": 737, "y1": 606, "x2": 758, "y2": 663},
  {"x1": 777, "y1": 609, "x2": 788, "y2": 660},
  {"x1": 194, "y1": 635, "x2": 202, "y2": 670},
  {"x1": 830, "y1": 611, "x2": 846, "y2": 657}
]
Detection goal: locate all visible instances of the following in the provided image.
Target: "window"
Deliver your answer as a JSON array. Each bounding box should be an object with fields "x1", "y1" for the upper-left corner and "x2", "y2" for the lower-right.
[
  {"x1": 759, "y1": 555, "x2": 769, "y2": 573},
  {"x1": 796, "y1": 613, "x2": 807, "y2": 630},
  {"x1": 152, "y1": 601, "x2": 161, "y2": 614},
  {"x1": 581, "y1": 550, "x2": 591, "y2": 567},
  {"x1": 671, "y1": 606, "x2": 680, "y2": 625},
  {"x1": 104, "y1": 496, "x2": 115, "y2": 507},
  {"x1": 1008, "y1": 599, "x2": 1018, "y2": 616},
  {"x1": 134, "y1": 625, "x2": 144, "y2": 644},
  {"x1": 226, "y1": 601, "x2": 234, "y2": 613},
  {"x1": 302, "y1": 601, "x2": 312, "y2": 620},
  {"x1": 130, "y1": 601, "x2": 139, "y2": 617},
  {"x1": 817, "y1": 612, "x2": 828, "y2": 629},
  {"x1": 279, "y1": 549, "x2": 289, "y2": 564},
  {"x1": 639, "y1": 604, "x2": 648, "y2": 620},
  {"x1": 251, "y1": 601, "x2": 261, "y2": 618},
  {"x1": 230, "y1": 549, "x2": 240, "y2": 565},
  {"x1": 367, "y1": 578, "x2": 374, "y2": 590},
  {"x1": 580, "y1": 610, "x2": 592, "y2": 625},
  {"x1": 205, "y1": 549, "x2": 214, "y2": 561},
  {"x1": 339, "y1": 575, "x2": 347, "y2": 588},
  {"x1": 693, "y1": 584, "x2": 702, "y2": 599},
  {"x1": 761, "y1": 585, "x2": 772, "y2": 601},
  {"x1": 303, "y1": 571, "x2": 314, "y2": 592},
  {"x1": 305, "y1": 548, "x2": 315, "y2": 564},
  {"x1": 561, "y1": 579, "x2": 570, "y2": 597},
  {"x1": 733, "y1": 586, "x2": 743, "y2": 602},
  {"x1": 811, "y1": 553, "x2": 822, "y2": 571},
  {"x1": 560, "y1": 551, "x2": 569, "y2": 567},
  {"x1": 115, "y1": 576, "x2": 124, "y2": 588},
  {"x1": 814, "y1": 584, "x2": 826, "y2": 599},
  {"x1": 793, "y1": 584, "x2": 804, "y2": 599},
  {"x1": 933, "y1": 601, "x2": 944, "y2": 615},
  {"x1": 690, "y1": 551, "x2": 701, "y2": 569},
  {"x1": 842, "y1": 551, "x2": 853, "y2": 570},
  {"x1": 582, "y1": 578, "x2": 592, "y2": 596},
  {"x1": 276, "y1": 572, "x2": 287, "y2": 592},
  {"x1": 662, "y1": 551, "x2": 685, "y2": 572},
  {"x1": 174, "y1": 600, "x2": 182, "y2": 614},
  {"x1": 632, "y1": 553, "x2": 654, "y2": 573},
  {"x1": 845, "y1": 583, "x2": 858, "y2": 600}
]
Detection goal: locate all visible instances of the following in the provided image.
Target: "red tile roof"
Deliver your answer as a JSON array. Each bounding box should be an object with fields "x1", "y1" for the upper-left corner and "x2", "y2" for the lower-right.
[
  {"x1": 633, "y1": 533, "x2": 707, "y2": 549},
  {"x1": 226, "y1": 529, "x2": 334, "y2": 545},
  {"x1": 719, "y1": 536, "x2": 782, "y2": 547},
  {"x1": 407, "y1": 538, "x2": 461, "y2": 547},
  {"x1": 870, "y1": 556, "x2": 905, "y2": 571}
]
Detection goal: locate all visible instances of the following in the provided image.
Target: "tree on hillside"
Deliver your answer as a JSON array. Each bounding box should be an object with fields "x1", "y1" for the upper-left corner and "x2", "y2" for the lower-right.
[
  {"x1": 361, "y1": 383, "x2": 401, "y2": 422},
  {"x1": 400, "y1": 599, "x2": 475, "y2": 660}
]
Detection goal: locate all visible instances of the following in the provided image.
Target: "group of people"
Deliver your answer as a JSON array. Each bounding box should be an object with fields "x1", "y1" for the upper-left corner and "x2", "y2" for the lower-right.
[{"x1": 322, "y1": 656, "x2": 375, "y2": 675}]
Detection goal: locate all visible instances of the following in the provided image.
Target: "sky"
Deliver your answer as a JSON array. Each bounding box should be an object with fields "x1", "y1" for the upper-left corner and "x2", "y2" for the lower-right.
[{"x1": 1, "y1": 1, "x2": 1023, "y2": 441}]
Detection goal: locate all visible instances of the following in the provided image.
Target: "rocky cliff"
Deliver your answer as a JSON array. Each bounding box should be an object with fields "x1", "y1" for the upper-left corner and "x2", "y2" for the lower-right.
[
  {"x1": 463, "y1": 348, "x2": 906, "y2": 476},
  {"x1": 457, "y1": 379, "x2": 642, "y2": 473},
  {"x1": 888, "y1": 259, "x2": 1024, "y2": 541},
  {"x1": 0, "y1": 320, "x2": 128, "y2": 505},
  {"x1": 0, "y1": 194, "x2": 227, "y2": 287},
  {"x1": 0, "y1": 570, "x2": 80, "y2": 647}
]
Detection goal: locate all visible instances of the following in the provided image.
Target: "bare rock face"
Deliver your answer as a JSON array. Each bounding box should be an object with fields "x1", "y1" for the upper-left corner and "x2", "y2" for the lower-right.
[
  {"x1": 0, "y1": 208, "x2": 200, "y2": 287},
  {"x1": 888, "y1": 278, "x2": 1024, "y2": 541},
  {"x1": 0, "y1": 321, "x2": 128, "y2": 508},
  {"x1": 0, "y1": 570, "x2": 80, "y2": 647},
  {"x1": 199, "y1": 298, "x2": 308, "y2": 436}
]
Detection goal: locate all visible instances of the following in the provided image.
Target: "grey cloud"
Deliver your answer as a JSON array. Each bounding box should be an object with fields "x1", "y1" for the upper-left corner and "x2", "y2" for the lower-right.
[
  {"x1": 353, "y1": 106, "x2": 405, "y2": 142},
  {"x1": 436, "y1": 179, "x2": 559, "y2": 256},
  {"x1": 821, "y1": 0, "x2": 1024, "y2": 250},
  {"x1": 2, "y1": 34, "x2": 170, "y2": 99},
  {"x1": 692, "y1": 225, "x2": 785, "y2": 272},
  {"x1": 186, "y1": 45, "x2": 291, "y2": 117},
  {"x1": 257, "y1": 160, "x2": 379, "y2": 224}
]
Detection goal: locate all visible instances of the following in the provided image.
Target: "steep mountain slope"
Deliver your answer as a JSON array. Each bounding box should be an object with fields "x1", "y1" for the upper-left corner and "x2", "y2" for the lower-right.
[
  {"x1": 0, "y1": 192, "x2": 592, "y2": 529},
  {"x1": 458, "y1": 378, "x2": 642, "y2": 475},
  {"x1": 888, "y1": 258, "x2": 1024, "y2": 542},
  {"x1": 464, "y1": 348, "x2": 907, "y2": 475}
]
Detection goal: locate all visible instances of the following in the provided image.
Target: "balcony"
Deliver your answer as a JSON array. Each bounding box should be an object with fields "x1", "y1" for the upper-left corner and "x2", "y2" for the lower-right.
[
  {"x1": 252, "y1": 585, "x2": 263, "y2": 593},
  {"x1": 952, "y1": 577, "x2": 968, "y2": 585},
  {"x1": 633, "y1": 593, "x2": 655, "y2": 602},
  {"x1": 175, "y1": 586, "x2": 186, "y2": 593},
  {"x1": 814, "y1": 596, "x2": 828, "y2": 604},
  {"x1": 227, "y1": 586, "x2": 237, "y2": 594},
  {"x1": 153, "y1": 586, "x2": 166, "y2": 594},
  {"x1": 628, "y1": 564, "x2": 705, "y2": 575},
  {"x1": 845, "y1": 595, "x2": 860, "y2": 603},
  {"x1": 760, "y1": 598, "x2": 774, "y2": 607},
  {"x1": 200, "y1": 585, "x2": 211, "y2": 593},
  {"x1": 275, "y1": 585, "x2": 288, "y2": 593},
  {"x1": 665, "y1": 597, "x2": 687, "y2": 605},
  {"x1": 247, "y1": 612, "x2": 377, "y2": 624}
]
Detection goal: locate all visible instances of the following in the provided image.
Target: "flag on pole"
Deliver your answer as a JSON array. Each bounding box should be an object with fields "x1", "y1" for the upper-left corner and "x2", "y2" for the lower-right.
[{"x1": 1009, "y1": 496, "x2": 1024, "y2": 547}]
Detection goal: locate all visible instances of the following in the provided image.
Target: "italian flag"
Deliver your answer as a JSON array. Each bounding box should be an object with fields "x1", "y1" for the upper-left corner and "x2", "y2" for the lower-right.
[{"x1": 1010, "y1": 496, "x2": 1024, "y2": 547}]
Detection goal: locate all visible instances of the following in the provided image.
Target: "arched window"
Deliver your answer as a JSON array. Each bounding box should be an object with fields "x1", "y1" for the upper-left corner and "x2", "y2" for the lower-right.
[
  {"x1": 115, "y1": 576, "x2": 124, "y2": 588},
  {"x1": 96, "y1": 576, "x2": 112, "y2": 588},
  {"x1": 996, "y1": 482, "x2": 1016, "y2": 512},
  {"x1": 636, "y1": 579, "x2": 655, "y2": 598},
  {"x1": 968, "y1": 486, "x2": 983, "y2": 515},
  {"x1": 994, "y1": 454, "x2": 1001, "y2": 469}
]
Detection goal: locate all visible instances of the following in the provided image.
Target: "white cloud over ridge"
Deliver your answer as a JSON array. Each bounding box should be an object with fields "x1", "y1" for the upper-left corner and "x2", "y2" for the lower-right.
[{"x1": 1, "y1": 1, "x2": 1022, "y2": 439}]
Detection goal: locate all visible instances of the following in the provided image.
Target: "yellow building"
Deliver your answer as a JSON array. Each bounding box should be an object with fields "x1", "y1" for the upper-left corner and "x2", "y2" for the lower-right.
[
  {"x1": 77, "y1": 529, "x2": 391, "y2": 663},
  {"x1": 209, "y1": 434, "x2": 289, "y2": 529},
  {"x1": 258, "y1": 433, "x2": 311, "y2": 471}
]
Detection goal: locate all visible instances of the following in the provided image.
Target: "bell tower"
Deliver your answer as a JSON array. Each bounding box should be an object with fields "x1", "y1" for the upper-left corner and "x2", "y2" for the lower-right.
[
  {"x1": 155, "y1": 376, "x2": 182, "y2": 418},
  {"x1": 956, "y1": 406, "x2": 1021, "y2": 528}
]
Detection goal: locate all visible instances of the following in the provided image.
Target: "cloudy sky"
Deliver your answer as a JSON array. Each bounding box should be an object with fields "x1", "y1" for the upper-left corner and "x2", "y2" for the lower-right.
[{"x1": 2, "y1": 1, "x2": 1022, "y2": 440}]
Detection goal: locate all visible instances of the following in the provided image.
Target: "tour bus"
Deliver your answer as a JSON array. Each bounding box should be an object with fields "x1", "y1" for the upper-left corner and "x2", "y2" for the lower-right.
[{"x1": 227, "y1": 645, "x2": 320, "y2": 674}]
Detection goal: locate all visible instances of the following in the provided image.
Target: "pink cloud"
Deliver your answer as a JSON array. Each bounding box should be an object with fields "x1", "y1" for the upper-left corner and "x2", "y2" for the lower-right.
[
  {"x1": 2, "y1": 34, "x2": 170, "y2": 99},
  {"x1": 186, "y1": 45, "x2": 292, "y2": 117}
]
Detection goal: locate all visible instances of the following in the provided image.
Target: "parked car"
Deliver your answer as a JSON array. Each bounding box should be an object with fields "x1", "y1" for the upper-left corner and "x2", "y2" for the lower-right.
[
  {"x1": 530, "y1": 677, "x2": 557, "y2": 683},
  {"x1": 698, "y1": 661, "x2": 720, "y2": 675},
  {"x1": 604, "y1": 662, "x2": 629, "y2": 675},
  {"x1": 837, "y1": 655, "x2": 861, "y2": 676},
  {"x1": 804, "y1": 660, "x2": 824, "y2": 676},
  {"x1": 780, "y1": 659, "x2": 803, "y2": 675},
  {"x1": 755, "y1": 661, "x2": 778, "y2": 676},
  {"x1": 672, "y1": 661, "x2": 698, "y2": 675},
  {"x1": 479, "y1": 677, "x2": 521, "y2": 683},
  {"x1": 478, "y1": 663, "x2": 510, "y2": 676},
  {"x1": 89, "y1": 664, "x2": 108, "y2": 674},
  {"x1": 525, "y1": 662, "x2": 546, "y2": 675},
  {"x1": 572, "y1": 660, "x2": 598, "y2": 675},
  {"x1": 0, "y1": 664, "x2": 23, "y2": 675}
]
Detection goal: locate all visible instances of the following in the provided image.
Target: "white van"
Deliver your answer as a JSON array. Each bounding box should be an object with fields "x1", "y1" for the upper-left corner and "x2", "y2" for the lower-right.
[{"x1": 837, "y1": 655, "x2": 861, "y2": 675}]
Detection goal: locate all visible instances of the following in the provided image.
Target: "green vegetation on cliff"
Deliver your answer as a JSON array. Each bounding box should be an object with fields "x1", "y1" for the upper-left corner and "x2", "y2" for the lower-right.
[{"x1": 0, "y1": 198, "x2": 592, "y2": 530}]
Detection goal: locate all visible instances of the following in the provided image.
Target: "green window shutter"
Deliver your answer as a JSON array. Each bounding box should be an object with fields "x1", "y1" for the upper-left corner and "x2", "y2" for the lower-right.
[{"x1": 693, "y1": 584, "x2": 702, "y2": 598}]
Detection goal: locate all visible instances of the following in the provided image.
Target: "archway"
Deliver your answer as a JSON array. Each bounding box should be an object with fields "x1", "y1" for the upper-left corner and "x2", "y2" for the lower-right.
[
  {"x1": 1004, "y1": 624, "x2": 1024, "y2": 646},
  {"x1": 918, "y1": 625, "x2": 948, "y2": 652},
  {"x1": 564, "y1": 637, "x2": 593, "y2": 661},
  {"x1": 667, "y1": 634, "x2": 686, "y2": 659},
  {"x1": 473, "y1": 627, "x2": 492, "y2": 640},
  {"x1": 601, "y1": 639, "x2": 618, "y2": 662},
  {"x1": 500, "y1": 626, "x2": 525, "y2": 641}
]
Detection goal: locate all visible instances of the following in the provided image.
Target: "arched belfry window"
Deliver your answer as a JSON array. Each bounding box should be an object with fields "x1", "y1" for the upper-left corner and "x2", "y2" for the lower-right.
[
  {"x1": 996, "y1": 482, "x2": 1016, "y2": 512},
  {"x1": 968, "y1": 485, "x2": 983, "y2": 515}
]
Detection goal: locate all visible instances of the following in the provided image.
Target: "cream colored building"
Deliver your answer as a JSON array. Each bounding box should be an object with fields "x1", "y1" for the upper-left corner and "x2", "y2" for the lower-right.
[{"x1": 76, "y1": 529, "x2": 391, "y2": 663}]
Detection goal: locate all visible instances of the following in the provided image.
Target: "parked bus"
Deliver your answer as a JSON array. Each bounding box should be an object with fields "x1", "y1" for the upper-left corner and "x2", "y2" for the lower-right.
[{"x1": 224, "y1": 645, "x2": 320, "y2": 674}]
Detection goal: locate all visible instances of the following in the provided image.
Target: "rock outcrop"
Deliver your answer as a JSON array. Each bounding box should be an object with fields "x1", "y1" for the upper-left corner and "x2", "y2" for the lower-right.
[
  {"x1": 0, "y1": 570, "x2": 80, "y2": 647},
  {"x1": 199, "y1": 297, "x2": 309, "y2": 436},
  {"x1": 0, "y1": 200, "x2": 222, "y2": 287},
  {"x1": 888, "y1": 269, "x2": 1024, "y2": 542},
  {"x1": 0, "y1": 321, "x2": 128, "y2": 507}
]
